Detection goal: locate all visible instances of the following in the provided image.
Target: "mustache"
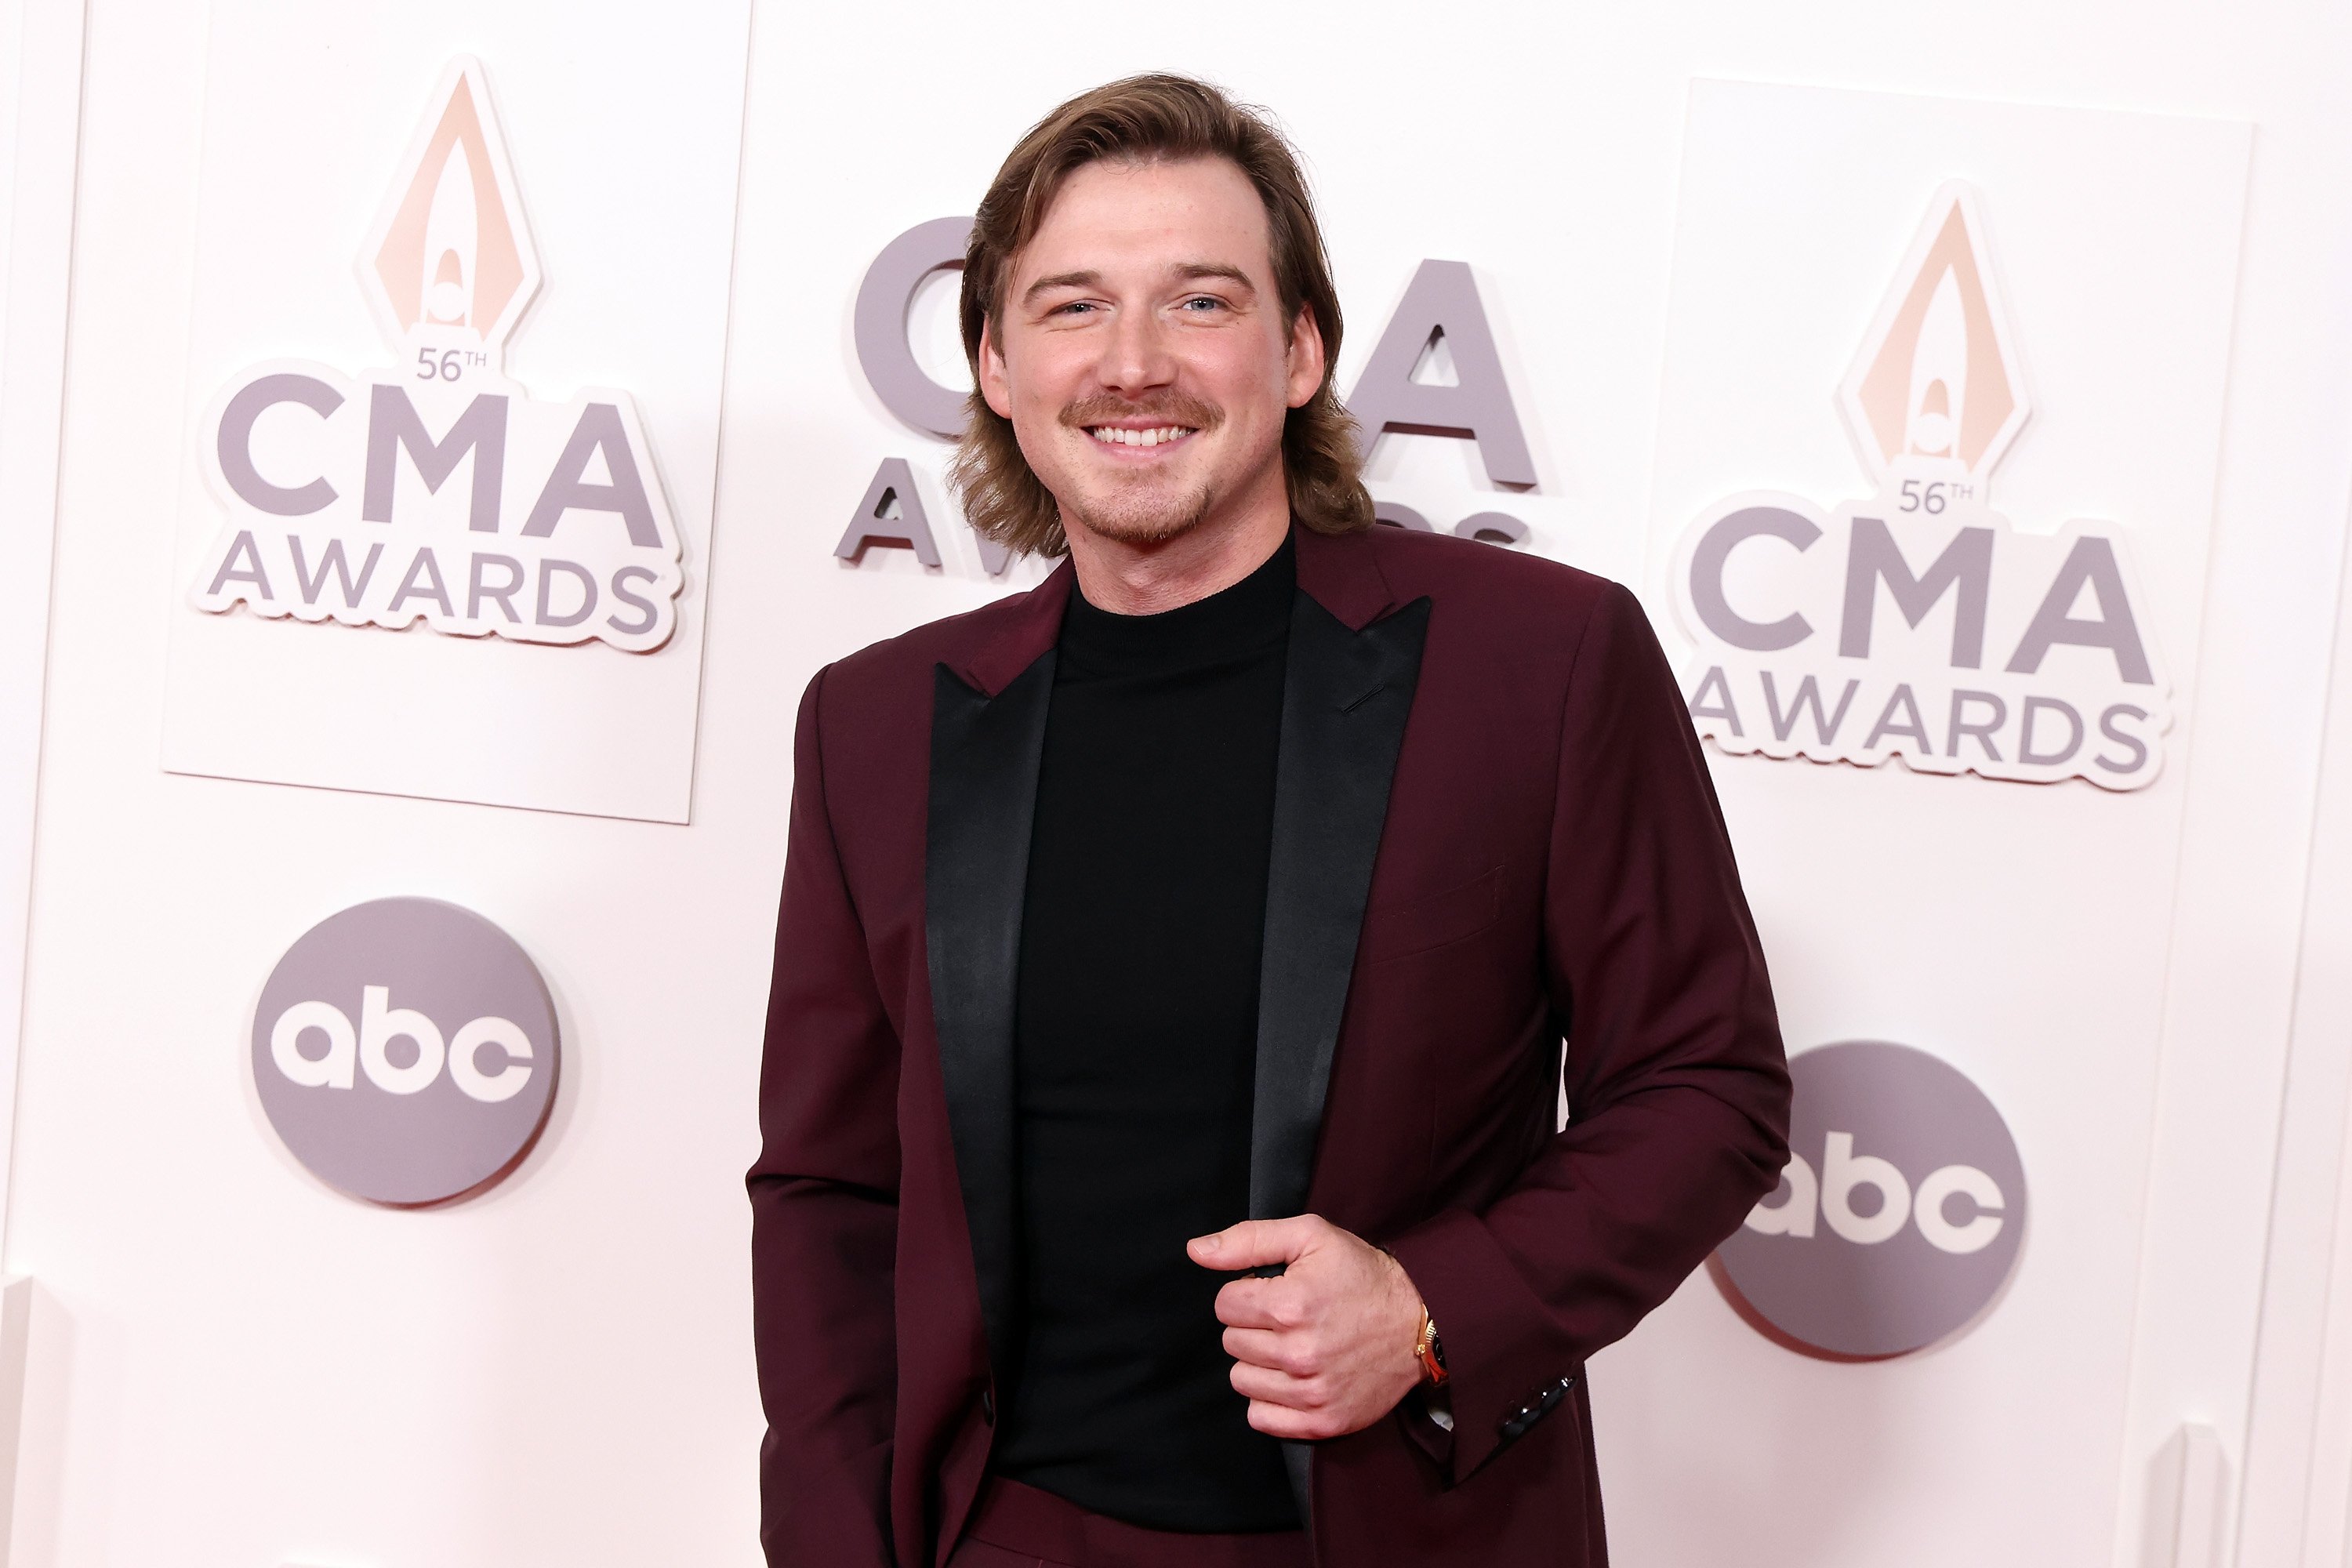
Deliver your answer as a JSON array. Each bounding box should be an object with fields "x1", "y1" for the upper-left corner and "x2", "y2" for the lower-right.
[{"x1": 1058, "y1": 393, "x2": 1222, "y2": 434}]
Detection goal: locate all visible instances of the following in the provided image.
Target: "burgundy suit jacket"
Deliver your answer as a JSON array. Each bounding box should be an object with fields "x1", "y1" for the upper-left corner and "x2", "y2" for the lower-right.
[{"x1": 750, "y1": 523, "x2": 1790, "y2": 1567}]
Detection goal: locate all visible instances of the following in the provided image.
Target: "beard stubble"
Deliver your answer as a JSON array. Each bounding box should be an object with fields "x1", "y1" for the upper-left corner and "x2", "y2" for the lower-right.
[{"x1": 1054, "y1": 390, "x2": 1226, "y2": 546}]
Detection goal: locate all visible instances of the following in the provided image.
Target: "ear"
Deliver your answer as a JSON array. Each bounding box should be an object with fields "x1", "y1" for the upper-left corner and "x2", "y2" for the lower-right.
[
  {"x1": 1285, "y1": 305, "x2": 1327, "y2": 410},
  {"x1": 978, "y1": 316, "x2": 1015, "y2": 420}
]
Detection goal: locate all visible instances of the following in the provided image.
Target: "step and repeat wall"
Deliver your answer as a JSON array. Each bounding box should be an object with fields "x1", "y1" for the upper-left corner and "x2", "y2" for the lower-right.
[{"x1": 5, "y1": 2, "x2": 2352, "y2": 1566}]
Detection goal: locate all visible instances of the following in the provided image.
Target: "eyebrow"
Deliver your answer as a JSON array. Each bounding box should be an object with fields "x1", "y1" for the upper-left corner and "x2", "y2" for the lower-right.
[
  {"x1": 1173, "y1": 262, "x2": 1256, "y2": 292},
  {"x1": 1018, "y1": 261, "x2": 1261, "y2": 308},
  {"x1": 1021, "y1": 269, "x2": 1102, "y2": 306}
]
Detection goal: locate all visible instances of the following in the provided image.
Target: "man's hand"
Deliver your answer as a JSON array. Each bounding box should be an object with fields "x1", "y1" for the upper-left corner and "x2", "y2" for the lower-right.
[{"x1": 1186, "y1": 1214, "x2": 1428, "y2": 1440}]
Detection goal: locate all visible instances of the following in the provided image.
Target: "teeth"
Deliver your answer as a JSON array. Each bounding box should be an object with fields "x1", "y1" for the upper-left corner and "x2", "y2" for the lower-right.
[{"x1": 1091, "y1": 426, "x2": 1192, "y2": 447}]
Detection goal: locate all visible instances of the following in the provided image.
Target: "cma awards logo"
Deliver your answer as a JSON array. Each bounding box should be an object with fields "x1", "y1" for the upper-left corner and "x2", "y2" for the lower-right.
[
  {"x1": 1671, "y1": 183, "x2": 2169, "y2": 789},
  {"x1": 188, "y1": 58, "x2": 683, "y2": 653},
  {"x1": 252, "y1": 898, "x2": 560, "y2": 1207},
  {"x1": 1716, "y1": 1042, "x2": 2027, "y2": 1359}
]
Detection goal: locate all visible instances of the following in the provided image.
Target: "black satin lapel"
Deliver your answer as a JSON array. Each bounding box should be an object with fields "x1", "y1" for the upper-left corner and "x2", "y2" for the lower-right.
[
  {"x1": 1250, "y1": 593, "x2": 1432, "y2": 1221},
  {"x1": 927, "y1": 652, "x2": 1054, "y2": 1382}
]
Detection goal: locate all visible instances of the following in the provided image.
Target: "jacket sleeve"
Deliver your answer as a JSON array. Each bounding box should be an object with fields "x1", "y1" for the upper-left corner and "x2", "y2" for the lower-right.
[
  {"x1": 749, "y1": 665, "x2": 903, "y2": 1565},
  {"x1": 1387, "y1": 580, "x2": 1791, "y2": 1481}
]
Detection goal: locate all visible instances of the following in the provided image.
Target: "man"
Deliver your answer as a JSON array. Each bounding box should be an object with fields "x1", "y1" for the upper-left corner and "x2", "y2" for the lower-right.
[{"x1": 751, "y1": 74, "x2": 1789, "y2": 1568}]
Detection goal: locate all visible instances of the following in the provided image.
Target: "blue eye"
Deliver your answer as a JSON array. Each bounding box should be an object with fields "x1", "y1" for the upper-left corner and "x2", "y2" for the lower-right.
[{"x1": 1181, "y1": 296, "x2": 1221, "y2": 312}]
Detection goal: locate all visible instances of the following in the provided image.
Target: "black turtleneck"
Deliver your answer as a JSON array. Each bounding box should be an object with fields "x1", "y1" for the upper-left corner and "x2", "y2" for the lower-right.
[{"x1": 990, "y1": 537, "x2": 1301, "y2": 1534}]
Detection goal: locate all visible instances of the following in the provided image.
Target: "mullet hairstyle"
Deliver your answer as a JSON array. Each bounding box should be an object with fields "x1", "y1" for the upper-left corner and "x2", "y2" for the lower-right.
[{"x1": 948, "y1": 74, "x2": 1374, "y2": 558}]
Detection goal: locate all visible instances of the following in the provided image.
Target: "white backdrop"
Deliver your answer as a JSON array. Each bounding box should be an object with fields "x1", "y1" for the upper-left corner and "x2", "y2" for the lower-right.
[
  {"x1": 1624, "y1": 79, "x2": 2250, "y2": 1568},
  {"x1": 0, "y1": 0, "x2": 85, "y2": 1554},
  {"x1": 158, "y1": 8, "x2": 750, "y2": 822},
  {"x1": 4, "y1": 2, "x2": 2352, "y2": 1566}
]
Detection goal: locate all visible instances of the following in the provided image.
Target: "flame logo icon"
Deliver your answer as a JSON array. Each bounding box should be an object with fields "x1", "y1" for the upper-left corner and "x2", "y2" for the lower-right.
[
  {"x1": 422, "y1": 129, "x2": 479, "y2": 325},
  {"x1": 1838, "y1": 183, "x2": 2028, "y2": 479},
  {"x1": 358, "y1": 58, "x2": 539, "y2": 361}
]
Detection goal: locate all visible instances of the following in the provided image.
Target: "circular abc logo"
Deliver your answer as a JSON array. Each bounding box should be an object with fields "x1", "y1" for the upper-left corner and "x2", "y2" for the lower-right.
[
  {"x1": 251, "y1": 898, "x2": 559, "y2": 1206},
  {"x1": 1717, "y1": 1040, "x2": 2025, "y2": 1358}
]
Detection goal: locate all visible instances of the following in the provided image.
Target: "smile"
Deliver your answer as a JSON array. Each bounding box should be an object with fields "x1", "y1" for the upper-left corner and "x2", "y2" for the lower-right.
[{"x1": 1087, "y1": 425, "x2": 1195, "y2": 448}]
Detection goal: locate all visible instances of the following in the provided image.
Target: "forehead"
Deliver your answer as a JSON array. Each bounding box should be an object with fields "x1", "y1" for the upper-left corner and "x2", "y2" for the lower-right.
[{"x1": 1015, "y1": 155, "x2": 1271, "y2": 284}]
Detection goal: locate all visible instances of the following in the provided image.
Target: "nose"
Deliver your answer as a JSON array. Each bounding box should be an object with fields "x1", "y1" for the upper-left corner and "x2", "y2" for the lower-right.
[{"x1": 1095, "y1": 302, "x2": 1177, "y2": 399}]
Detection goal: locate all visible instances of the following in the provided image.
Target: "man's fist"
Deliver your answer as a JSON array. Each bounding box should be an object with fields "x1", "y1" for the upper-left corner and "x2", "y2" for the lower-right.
[{"x1": 1187, "y1": 1214, "x2": 1428, "y2": 1440}]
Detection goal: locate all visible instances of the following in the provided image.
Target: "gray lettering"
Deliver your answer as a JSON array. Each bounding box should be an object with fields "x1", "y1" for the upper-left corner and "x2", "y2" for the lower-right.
[
  {"x1": 1690, "y1": 506, "x2": 1819, "y2": 652},
  {"x1": 387, "y1": 548, "x2": 454, "y2": 619},
  {"x1": 1373, "y1": 501, "x2": 1435, "y2": 532},
  {"x1": 535, "y1": 559, "x2": 597, "y2": 628},
  {"x1": 363, "y1": 386, "x2": 509, "y2": 532},
  {"x1": 289, "y1": 536, "x2": 383, "y2": 608},
  {"x1": 206, "y1": 530, "x2": 274, "y2": 598},
  {"x1": 2019, "y1": 696, "x2": 2085, "y2": 766},
  {"x1": 468, "y1": 553, "x2": 525, "y2": 622},
  {"x1": 1347, "y1": 260, "x2": 1536, "y2": 488},
  {"x1": 1946, "y1": 688, "x2": 2007, "y2": 761},
  {"x1": 834, "y1": 457, "x2": 942, "y2": 567},
  {"x1": 1840, "y1": 519, "x2": 1993, "y2": 667},
  {"x1": 1864, "y1": 684, "x2": 1933, "y2": 753},
  {"x1": 1454, "y1": 512, "x2": 1527, "y2": 546},
  {"x1": 972, "y1": 526, "x2": 1012, "y2": 579},
  {"x1": 853, "y1": 216, "x2": 974, "y2": 441},
  {"x1": 2005, "y1": 535, "x2": 2154, "y2": 684},
  {"x1": 521, "y1": 403, "x2": 661, "y2": 547},
  {"x1": 605, "y1": 564, "x2": 662, "y2": 638},
  {"x1": 1761, "y1": 673, "x2": 1860, "y2": 745},
  {"x1": 218, "y1": 373, "x2": 343, "y2": 517},
  {"x1": 2096, "y1": 703, "x2": 2152, "y2": 775},
  {"x1": 1688, "y1": 666, "x2": 1744, "y2": 737}
]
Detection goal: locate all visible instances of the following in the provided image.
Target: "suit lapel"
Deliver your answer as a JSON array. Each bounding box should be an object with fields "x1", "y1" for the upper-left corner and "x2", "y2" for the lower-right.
[
  {"x1": 927, "y1": 568, "x2": 1069, "y2": 1385},
  {"x1": 921, "y1": 535, "x2": 1427, "y2": 1382},
  {"x1": 1250, "y1": 586, "x2": 1432, "y2": 1221}
]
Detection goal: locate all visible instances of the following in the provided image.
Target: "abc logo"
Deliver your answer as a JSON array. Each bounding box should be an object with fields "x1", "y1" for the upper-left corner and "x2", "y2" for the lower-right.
[
  {"x1": 251, "y1": 898, "x2": 559, "y2": 1206},
  {"x1": 1717, "y1": 1041, "x2": 2025, "y2": 1358},
  {"x1": 270, "y1": 989, "x2": 535, "y2": 1103}
]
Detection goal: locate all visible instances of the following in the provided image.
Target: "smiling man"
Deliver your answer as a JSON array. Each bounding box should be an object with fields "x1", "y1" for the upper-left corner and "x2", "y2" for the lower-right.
[{"x1": 750, "y1": 75, "x2": 1791, "y2": 1568}]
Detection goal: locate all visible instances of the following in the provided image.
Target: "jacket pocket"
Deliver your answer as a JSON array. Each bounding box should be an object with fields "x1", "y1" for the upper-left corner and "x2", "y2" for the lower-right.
[{"x1": 1357, "y1": 866, "x2": 1503, "y2": 965}]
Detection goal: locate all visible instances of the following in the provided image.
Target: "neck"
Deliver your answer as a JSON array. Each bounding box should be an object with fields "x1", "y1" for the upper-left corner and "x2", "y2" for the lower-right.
[{"x1": 1061, "y1": 475, "x2": 1292, "y2": 616}]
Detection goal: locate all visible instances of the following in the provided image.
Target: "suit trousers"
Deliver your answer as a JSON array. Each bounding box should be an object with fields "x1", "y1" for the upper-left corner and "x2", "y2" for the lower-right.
[{"x1": 946, "y1": 1478, "x2": 1312, "y2": 1568}]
